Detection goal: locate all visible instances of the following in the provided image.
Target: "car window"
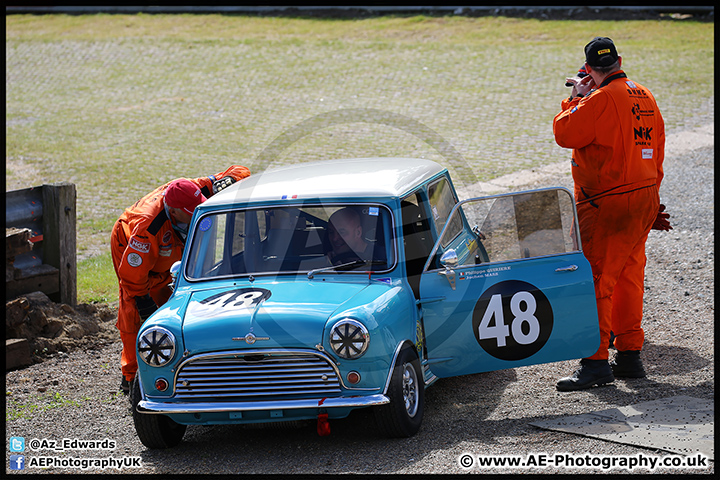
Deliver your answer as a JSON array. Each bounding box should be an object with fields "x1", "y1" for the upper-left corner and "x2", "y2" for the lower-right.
[
  {"x1": 401, "y1": 191, "x2": 434, "y2": 298},
  {"x1": 436, "y1": 189, "x2": 577, "y2": 268},
  {"x1": 185, "y1": 204, "x2": 395, "y2": 279},
  {"x1": 427, "y1": 177, "x2": 462, "y2": 246}
]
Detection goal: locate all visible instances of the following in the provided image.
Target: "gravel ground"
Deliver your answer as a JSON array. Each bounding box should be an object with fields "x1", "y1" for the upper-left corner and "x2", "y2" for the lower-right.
[{"x1": 5, "y1": 123, "x2": 713, "y2": 475}]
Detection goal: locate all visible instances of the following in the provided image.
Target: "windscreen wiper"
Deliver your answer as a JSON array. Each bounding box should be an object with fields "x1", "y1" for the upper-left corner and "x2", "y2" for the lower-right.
[{"x1": 307, "y1": 260, "x2": 385, "y2": 279}]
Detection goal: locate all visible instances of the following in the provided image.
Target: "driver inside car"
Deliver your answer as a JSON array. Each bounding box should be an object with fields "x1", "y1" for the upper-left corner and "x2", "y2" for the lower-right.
[{"x1": 326, "y1": 207, "x2": 372, "y2": 265}]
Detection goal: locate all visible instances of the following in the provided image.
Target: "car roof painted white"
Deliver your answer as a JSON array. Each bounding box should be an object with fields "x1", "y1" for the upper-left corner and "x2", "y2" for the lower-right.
[{"x1": 204, "y1": 157, "x2": 446, "y2": 205}]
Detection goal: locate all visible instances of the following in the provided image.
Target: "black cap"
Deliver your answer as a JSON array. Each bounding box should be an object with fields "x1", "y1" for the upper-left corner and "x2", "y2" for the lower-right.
[{"x1": 584, "y1": 37, "x2": 619, "y2": 68}]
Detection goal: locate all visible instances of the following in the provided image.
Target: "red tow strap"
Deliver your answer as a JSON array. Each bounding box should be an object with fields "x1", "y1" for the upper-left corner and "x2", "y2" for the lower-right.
[{"x1": 317, "y1": 413, "x2": 331, "y2": 436}]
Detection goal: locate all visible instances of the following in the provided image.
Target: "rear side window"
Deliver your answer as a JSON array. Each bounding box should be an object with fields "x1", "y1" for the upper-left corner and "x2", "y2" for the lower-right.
[{"x1": 428, "y1": 178, "x2": 462, "y2": 245}]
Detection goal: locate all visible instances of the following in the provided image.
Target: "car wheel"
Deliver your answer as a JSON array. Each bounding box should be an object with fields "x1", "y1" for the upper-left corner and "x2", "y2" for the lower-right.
[
  {"x1": 374, "y1": 345, "x2": 424, "y2": 437},
  {"x1": 131, "y1": 376, "x2": 187, "y2": 449}
]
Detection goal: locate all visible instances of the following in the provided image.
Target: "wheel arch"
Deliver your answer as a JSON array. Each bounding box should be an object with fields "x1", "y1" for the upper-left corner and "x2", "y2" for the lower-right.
[{"x1": 382, "y1": 340, "x2": 419, "y2": 395}]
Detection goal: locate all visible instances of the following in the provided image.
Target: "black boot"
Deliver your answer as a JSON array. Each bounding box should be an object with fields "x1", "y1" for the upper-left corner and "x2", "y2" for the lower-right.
[
  {"x1": 610, "y1": 350, "x2": 646, "y2": 378},
  {"x1": 556, "y1": 359, "x2": 614, "y2": 392},
  {"x1": 121, "y1": 376, "x2": 130, "y2": 395}
]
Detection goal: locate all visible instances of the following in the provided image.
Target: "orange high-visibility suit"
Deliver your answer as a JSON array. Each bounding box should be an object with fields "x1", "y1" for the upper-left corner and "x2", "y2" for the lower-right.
[
  {"x1": 553, "y1": 70, "x2": 665, "y2": 360},
  {"x1": 111, "y1": 166, "x2": 250, "y2": 381}
]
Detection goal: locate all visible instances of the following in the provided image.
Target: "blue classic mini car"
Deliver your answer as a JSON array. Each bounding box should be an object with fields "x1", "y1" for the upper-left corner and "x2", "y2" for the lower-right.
[{"x1": 131, "y1": 158, "x2": 600, "y2": 448}]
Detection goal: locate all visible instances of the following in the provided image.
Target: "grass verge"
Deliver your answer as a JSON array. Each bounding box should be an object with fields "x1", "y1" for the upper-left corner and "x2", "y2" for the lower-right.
[
  {"x1": 6, "y1": 14, "x2": 714, "y2": 302},
  {"x1": 77, "y1": 253, "x2": 117, "y2": 304}
]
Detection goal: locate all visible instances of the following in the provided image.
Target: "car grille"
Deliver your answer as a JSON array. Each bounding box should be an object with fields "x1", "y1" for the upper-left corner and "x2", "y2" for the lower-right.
[{"x1": 174, "y1": 351, "x2": 342, "y2": 400}]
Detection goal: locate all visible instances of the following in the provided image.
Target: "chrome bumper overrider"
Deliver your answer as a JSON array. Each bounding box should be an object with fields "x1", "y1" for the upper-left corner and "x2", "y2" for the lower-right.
[{"x1": 137, "y1": 394, "x2": 390, "y2": 415}]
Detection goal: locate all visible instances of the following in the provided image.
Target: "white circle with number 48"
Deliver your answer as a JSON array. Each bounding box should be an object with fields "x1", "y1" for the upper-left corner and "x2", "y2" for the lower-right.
[{"x1": 471, "y1": 280, "x2": 553, "y2": 361}]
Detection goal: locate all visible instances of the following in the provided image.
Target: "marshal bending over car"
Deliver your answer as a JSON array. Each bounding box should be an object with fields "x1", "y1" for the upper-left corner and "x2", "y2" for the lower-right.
[{"x1": 131, "y1": 158, "x2": 600, "y2": 448}]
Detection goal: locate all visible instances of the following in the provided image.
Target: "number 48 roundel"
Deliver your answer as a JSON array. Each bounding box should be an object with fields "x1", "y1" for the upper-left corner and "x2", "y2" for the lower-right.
[{"x1": 471, "y1": 280, "x2": 553, "y2": 361}]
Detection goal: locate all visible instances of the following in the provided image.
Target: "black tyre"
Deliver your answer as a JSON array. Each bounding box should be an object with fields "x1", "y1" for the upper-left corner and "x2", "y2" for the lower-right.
[
  {"x1": 131, "y1": 376, "x2": 187, "y2": 449},
  {"x1": 374, "y1": 345, "x2": 424, "y2": 437}
]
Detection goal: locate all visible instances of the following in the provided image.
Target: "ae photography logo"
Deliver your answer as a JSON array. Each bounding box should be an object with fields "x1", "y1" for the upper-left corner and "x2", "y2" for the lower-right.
[{"x1": 458, "y1": 452, "x2": 710, "y2": 471}]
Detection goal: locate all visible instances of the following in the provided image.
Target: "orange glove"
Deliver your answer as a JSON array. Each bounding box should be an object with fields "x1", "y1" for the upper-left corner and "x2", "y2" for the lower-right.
[{"x1": 651, "y1": 204, "x2": 672, "y2": 231}]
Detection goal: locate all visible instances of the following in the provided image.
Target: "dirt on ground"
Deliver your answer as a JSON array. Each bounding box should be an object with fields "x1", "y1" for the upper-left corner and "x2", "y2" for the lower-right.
[{"x1": 5, "y1": 291, "x2": 118, "y2": 363}]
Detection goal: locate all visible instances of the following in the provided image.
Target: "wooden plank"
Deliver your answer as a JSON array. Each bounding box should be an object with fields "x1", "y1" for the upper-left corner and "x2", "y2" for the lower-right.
[
  {"x1": 5, "y1": 264, "x2": 59, "y2": 301},
  {"x1": 6, "y1": 338, "x2": 32, "y2": 370},
  {"x1": 42, "y1": 182, "x2": 77, "y2": 306},
  {"x1": 6, "y1": 262, "x2": 15, "y2": 283},
  {"x1": 5, "y1": 227, "x2": 33, "y2": 258},
  {"x1": 13, "y1": 263, "x2": 59, "y2": 279}
]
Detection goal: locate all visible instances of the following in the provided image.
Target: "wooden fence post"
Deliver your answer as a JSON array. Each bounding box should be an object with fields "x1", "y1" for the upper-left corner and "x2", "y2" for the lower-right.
[{"x1": 42, "y1": 182, "x2": 77, "y2": 306}]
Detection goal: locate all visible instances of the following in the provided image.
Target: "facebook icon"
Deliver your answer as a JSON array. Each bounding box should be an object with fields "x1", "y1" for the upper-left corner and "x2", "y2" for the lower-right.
[{"x1": 10, "y1": 454, "x2": 25, "y2": 470}]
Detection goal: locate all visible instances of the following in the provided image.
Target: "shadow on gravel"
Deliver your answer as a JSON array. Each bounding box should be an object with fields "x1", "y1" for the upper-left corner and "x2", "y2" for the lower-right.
[{"x1": 641, "y1": 341, "x2": 712, "y2": 375}]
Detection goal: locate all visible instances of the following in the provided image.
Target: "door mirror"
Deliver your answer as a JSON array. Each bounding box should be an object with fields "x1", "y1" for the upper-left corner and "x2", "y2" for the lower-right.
[
  {"x1": 440, "y1": 249, "x2": 458, "y2": 268},
  {"x1": 438, "y1": 249, "x2": 458, "y2": 290},
  {"x1": 169, "y1": 261, "x2": 182, "y2": 291},
  {"x1": 170, "y1": 261, "x2": 182, "y2": 277}
]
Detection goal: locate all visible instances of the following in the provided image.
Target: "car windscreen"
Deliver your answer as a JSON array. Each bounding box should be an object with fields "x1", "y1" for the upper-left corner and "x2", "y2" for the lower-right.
[{"x1": 185, "y1": 204, "x2": 395, "y2": 279}]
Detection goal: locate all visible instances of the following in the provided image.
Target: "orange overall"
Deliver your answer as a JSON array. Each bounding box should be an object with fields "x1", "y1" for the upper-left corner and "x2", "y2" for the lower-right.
[
  {"x1": 553, "y1": 71, "x2": 665, "y2": 360},
  {"x1": 111, "y1": 166, "x2": 250, "y2": 381}
]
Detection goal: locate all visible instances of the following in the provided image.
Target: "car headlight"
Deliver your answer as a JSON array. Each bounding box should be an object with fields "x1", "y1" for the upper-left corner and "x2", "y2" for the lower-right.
[
  {"x1": 330, "y1": 319, "x2": 369, "y2": 359},
  {"x1": 138, "y1": 327, "x2": 176, "y2": 367}
]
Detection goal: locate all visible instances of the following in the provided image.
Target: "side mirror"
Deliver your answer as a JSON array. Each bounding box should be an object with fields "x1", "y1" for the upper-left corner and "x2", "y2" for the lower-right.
[
  {"x1": 438, "y1": 249, "x2": 457, "y2": 290},
  {"x1": 440, "y1": 249, "x2": 458, "y2": 268},
  {"x1": 169, "y1": 261, "x2": 182, "y2": 291}
]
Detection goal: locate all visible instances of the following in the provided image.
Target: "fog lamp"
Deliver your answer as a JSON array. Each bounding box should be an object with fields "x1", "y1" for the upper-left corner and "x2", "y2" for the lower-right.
[
  {"x1": 347, "y1": 371, "x2": 361, "y2": 385},
  {"x1": 155, "y1": 378, "x2": 169, "y2": 392}
]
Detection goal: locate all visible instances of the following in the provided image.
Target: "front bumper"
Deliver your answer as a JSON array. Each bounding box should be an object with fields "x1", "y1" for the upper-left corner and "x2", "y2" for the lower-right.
[{"x1": 137, "y1": 394, "x2": 389, "y2": 414}]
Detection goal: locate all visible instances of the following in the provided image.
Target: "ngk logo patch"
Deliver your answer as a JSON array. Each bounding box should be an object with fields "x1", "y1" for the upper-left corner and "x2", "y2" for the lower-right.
[{"x1": 129, "y1": 238, "x2": 151, "y2": 253}]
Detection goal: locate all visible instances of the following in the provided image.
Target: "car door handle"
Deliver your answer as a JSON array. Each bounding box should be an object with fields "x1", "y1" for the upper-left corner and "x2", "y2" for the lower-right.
[
  {"x1": 438, "y1": 269, "x2": 456, "y2": 290},
  {"x1": 555, "y1": 265, "x2": 578, "y2": 272}
]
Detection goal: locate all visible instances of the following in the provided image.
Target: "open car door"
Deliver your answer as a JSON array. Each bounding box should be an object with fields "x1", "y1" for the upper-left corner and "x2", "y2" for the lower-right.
[{"x1": 418, "y1": 188, "x2": 600, "y2": 378}]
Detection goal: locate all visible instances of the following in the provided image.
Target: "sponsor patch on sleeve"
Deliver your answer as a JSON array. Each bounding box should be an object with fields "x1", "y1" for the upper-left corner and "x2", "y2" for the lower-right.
[
  {"x1": 129, "y1": 238, "x2": 151, "y2": 253},
  {"x1": 127, "y1": 252, "x2": 143, "y2": 267}
]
